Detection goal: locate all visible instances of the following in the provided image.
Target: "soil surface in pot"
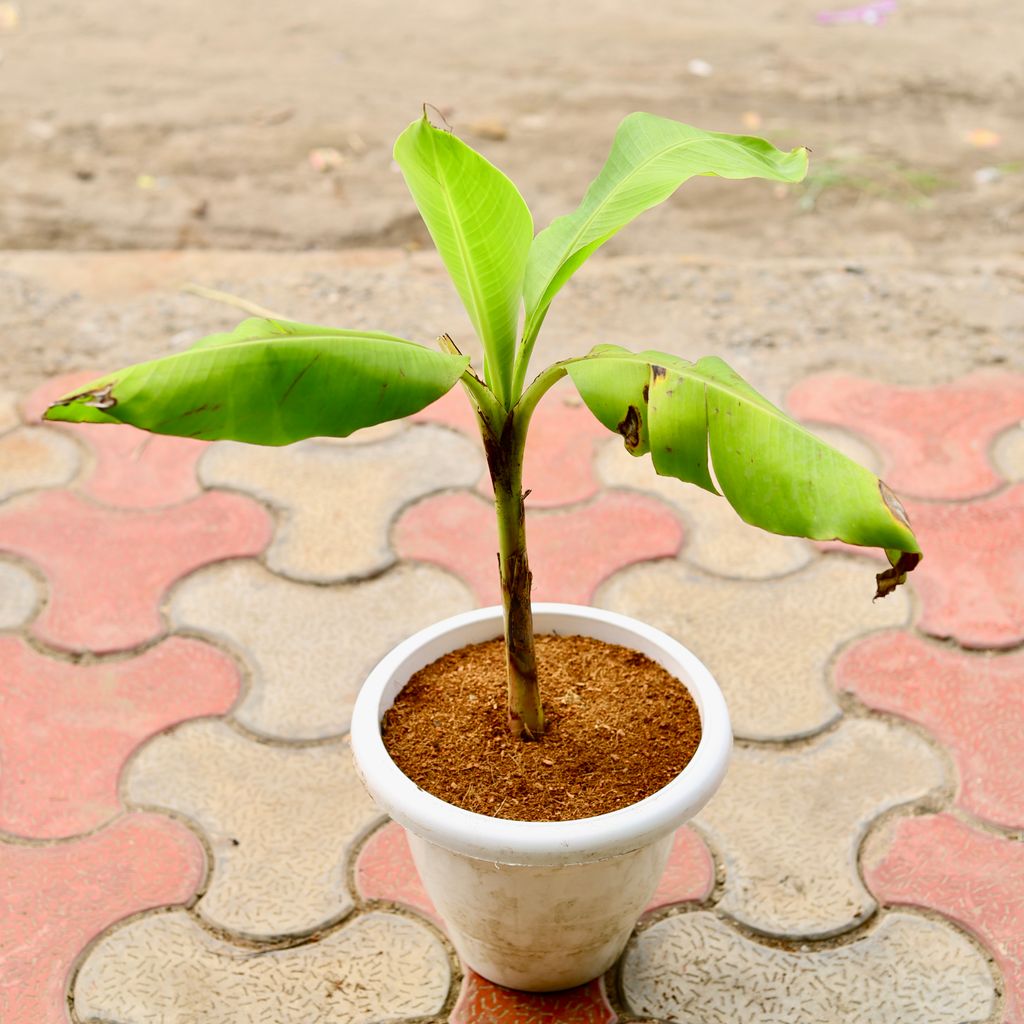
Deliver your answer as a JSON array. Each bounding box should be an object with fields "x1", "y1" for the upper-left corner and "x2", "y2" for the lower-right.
[{"x1": 382, "y1": 634, "x2": 702, "y2": 822}]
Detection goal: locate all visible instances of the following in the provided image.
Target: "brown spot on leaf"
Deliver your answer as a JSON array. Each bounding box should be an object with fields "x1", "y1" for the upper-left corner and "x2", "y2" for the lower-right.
[
  {"x1": 651, "y1": 365, "x2": 667, "y2": 380},
  {"x1": 642, "y1": 383, "x2": 650, "y2": 403},
  {"x1": 617, "y1": 405, "x2": 642, "y2": 451}
]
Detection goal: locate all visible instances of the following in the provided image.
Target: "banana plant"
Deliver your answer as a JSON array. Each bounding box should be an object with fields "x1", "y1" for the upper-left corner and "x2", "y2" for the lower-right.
[{"x1": 46, "y1": 111, "x2": 921, "y2": 740}]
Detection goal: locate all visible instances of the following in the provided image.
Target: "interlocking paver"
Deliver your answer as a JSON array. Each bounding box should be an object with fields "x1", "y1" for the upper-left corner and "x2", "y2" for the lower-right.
[
  {"x1": 451, "y1": 973, "x2": 616, "y2": 1024},
  {"x1": 621, "y1": 911, "x2": 994, "y2": 1024},
  {"x1": 0, "y1": 636, "x2": 239, "y2": 838},
  {"x1": 993, "y1": 423, "x2": 1024, "y2": 482},
  {"x1": 907, "y1": 485, "x2": 1024, "y2": 649},
  {"x1": 597, "y1": 557, "x2": 908, "y2": 741},
  {"x1": 125, "y1": 719, "x2": 381, "y2": 939},
  {"x1": 787, "y1": 371, "x2": 1024, "y2": 499},
  {"x1": 355, "y1": 821, "x2": 439, "y2": 925},
  {"x1": 0, "y1": 814, "x2": 205, "y2": 1024},
  {"x1": 837, "y1": 631, "x2": 1024, "y2": 829},
  {"x1": 6, "y1": 346, "x2": 1019, "y2": 1020},
  {"x1": 694, "y1": 718, "x2": 944, "y2": 938},
  {"x1": 0, "y1": 488, "x2": 271, "y2": 653},
  {"x1": 168, "y1": 560, "x2": 474, "y2": 740},
  {"x1": 595, "y1": 439, "x2": 813, "y2": 580},
  {"x1": 645, "y1": 826, "x2": 716, "y2": 910},
  {"x1": 395, "y1": 490, "x2": 684, "y2": 605},
  {"x1": 73, "y1": 910, "x2": 451, "y2": 1024},
  {"x1": 415, "y1": 384, "x2": 609, "y2": 507},
  {"x1": 0, "y1": 559, "x2": 39, "y2": 628},
  {"x1": 0, "y1": 391, "x2": 18, "y2": 433},
  {"x1": 24, "y1": 372, "x2": 209, "y2": 508},
  {"x1": 0, "y1": 427, "x2": 80, "y2": 503},
  {"x1": 865, "y1": 813, "x2": 1024, "y2": 1024},
  {"x1": 199, "y1": 426, "x2": 483, "y2": 582}
]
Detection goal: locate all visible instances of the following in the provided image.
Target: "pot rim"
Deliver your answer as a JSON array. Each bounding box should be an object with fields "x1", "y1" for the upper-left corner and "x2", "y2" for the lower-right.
[{"x1": 350, "y1": 603, "x2": 732, "y2": 865}]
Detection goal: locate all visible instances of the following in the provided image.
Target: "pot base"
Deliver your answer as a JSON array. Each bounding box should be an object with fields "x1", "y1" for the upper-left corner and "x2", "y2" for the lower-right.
[{"x1": 408, "y1": 830, "x2": 674, "y2": 992}]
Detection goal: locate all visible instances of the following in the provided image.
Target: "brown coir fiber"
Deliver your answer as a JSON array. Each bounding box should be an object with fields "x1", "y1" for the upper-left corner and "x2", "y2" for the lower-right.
[{"x1": 381, "y1": 634, "x2": 702, "y2": 822}]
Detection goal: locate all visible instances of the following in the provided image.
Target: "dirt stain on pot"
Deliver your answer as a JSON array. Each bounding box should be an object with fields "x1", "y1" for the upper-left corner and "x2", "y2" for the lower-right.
[{"x1": 382, "y1": 634, "x2": 702, "y2": 822}]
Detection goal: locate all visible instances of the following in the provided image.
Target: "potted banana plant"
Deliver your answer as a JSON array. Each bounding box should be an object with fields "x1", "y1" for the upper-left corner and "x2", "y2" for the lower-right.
[{"x1": 46, "y1": 110, "x2": 921, "y2": 992}]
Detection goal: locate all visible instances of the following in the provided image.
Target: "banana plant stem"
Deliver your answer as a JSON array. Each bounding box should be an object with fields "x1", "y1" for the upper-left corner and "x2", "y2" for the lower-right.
[
  {"x1": 490, "y1": 421, "x2": 544, "y2": 740},
  {"x1": 469, "y1": 357, "x2": 580, "y2": 740}
]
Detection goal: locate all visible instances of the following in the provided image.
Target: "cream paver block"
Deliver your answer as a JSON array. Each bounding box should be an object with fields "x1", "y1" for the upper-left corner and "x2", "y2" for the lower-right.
[
  {"x1": 74, "y1": 910, "x2": 451, "y2": 1024},
  {"x1": 0, "y1": 559, "x2": 39, "y2": 628},
  {"x1": 125, "y1": 720, "x2": 382, "y2": 940},
  {"x1": 317, "y1": 421, "x2": 407, "y2": 445},
  {"x1": 596, "y1": 556, "x2": 909, "y2": 741},
  {"x1": 992, "y1": 424, "x2": 1024, "y2": 482},
  {"x1": 0, "y1": 392, "x2": 18, "y2": 433},
  {"x1": 0, "y1": 427, "x2": 80, "y2": 502},
  {"x1": 621, "y1": 911, "x2": 994, "y2": 1024},
  {"x1": 199, "y1": 426, "x2": 484, "y2": 582},
  {"x1": 168, "y1": 560, "x2": 475, "y2": 740},
  {"x1": 595, "y1": 440, "x2": 812, "y2": 580},
  {"x1": 694, "y1": 718, "x2": 945, "y2": 939}
]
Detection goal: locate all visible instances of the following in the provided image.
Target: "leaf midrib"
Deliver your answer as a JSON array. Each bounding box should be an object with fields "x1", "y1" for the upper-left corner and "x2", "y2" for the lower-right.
[
  {"x1": 428, "y1": 128, "x2": 495, "y2": 368},
  {"x1": 89, "y1": 333, "x2": 464, "y2": 382}
]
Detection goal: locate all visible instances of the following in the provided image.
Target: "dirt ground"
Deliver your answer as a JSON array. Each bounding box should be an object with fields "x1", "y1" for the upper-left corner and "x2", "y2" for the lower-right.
[
  {"x1": 1, "y1": 0, "x2": 1022, "y2": 389},
  {"x1": 2, "y1": 0, "x2": 1022, "y2": 256}
]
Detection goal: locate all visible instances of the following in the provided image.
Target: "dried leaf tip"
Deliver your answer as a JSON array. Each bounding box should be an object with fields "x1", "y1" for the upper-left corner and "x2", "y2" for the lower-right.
[
  {"x1": 47, "y1": 383, "x2": 118, "y2": 412},
  {"x1": 874, "y1": 551, "x2": 922, "y2": 601}
]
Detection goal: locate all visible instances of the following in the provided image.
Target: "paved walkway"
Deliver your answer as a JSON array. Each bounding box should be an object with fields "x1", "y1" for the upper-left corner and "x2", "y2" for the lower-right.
[{"x1": 2, "y1": 259, "x2": 1023, "y2": 1023}]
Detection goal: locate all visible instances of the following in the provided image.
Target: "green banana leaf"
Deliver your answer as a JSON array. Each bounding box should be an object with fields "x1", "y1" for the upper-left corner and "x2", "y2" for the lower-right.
[
  {"x1": 394, "y1": 114, "x2": 533, "y2": 408},
  {"x1": 43, "y1": 318, "x2": 470, "y2": 446},
  {"x1": 523, "y1": 114, "x2": 808, "y2": 334},
  {"x1": 566, "y1": 345, "x2": 921, "y2": 597}
]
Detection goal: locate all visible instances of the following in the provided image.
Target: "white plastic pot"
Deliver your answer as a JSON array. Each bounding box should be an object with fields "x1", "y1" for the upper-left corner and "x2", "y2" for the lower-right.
[{"x1": 351, "y1": 603, "x2": 731, "y2": 992}]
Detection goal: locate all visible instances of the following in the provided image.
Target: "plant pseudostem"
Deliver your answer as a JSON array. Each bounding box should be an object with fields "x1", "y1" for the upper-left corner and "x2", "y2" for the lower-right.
[
  {"x1": 481, "y1": 362, "x2": 571, "y2": 739},
  {"x1": 488, "y1": 410, "x2": 542, "y2": 739}
]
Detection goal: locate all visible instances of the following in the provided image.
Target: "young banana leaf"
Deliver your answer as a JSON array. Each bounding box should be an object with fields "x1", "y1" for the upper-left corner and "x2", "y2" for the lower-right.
[{"x1": 566, "y1": 345, "x2": 921, "y2": 597}]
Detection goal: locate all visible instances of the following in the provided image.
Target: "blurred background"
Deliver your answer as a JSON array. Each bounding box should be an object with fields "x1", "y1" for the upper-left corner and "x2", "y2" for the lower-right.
[
  {"x1": 1, "y1": 0, "x2": 1021, "y2": 388},
  {"x1": 3, "y1": 0, "x2": 1021, "y2": 253}
]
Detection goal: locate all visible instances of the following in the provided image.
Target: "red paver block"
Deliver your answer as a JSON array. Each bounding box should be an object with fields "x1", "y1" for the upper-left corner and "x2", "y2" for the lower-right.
[
  {"x1": 645, "y1": 826, "x2": 716, "y2": 910},
  {"x1": 837, "y1": 631, "x2": 1024, "y2": 830},
  {"x1": 0, "y1": 636, "x2": 240, "y2": 839},
  {"x1": 414, "y1": 385, "x2": 609, "y2": 508},
  {"x1": 908, "y1": 486, "x2": 1024, "y2": 650},
  {"x1": 452, "y1": 972, "x2": 617, "y2": 1023},
  {"x1": 787, "y1": 371, "x2": 1024, "y2": 500},
  {"x1": 0, "y1": 489, "x2": 272, "y2": 653},
  {"x1": 23, "y1": 373, "x2": 209, "y2": 509},
  {"x1": 824, "y1": 484, "x2": 1024, "y2": 649},
  {"x1": 356, "y1": 820, "x2": 440, "y2": 925},
  {"x1": 0, "y1": 813, "x2": 205, "y2": 1024},
  {"x1": 394, "y1": 491, "x2": 683, "y2": 605},
  {"x1": 865, "y1": 813, "x2": 1024, "y2": 1024}
]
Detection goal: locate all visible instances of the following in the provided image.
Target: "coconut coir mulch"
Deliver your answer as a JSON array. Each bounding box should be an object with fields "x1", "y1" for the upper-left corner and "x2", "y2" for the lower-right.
[{"x1": 382, "y1": 634, "x2": 702, "y2": 822}]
